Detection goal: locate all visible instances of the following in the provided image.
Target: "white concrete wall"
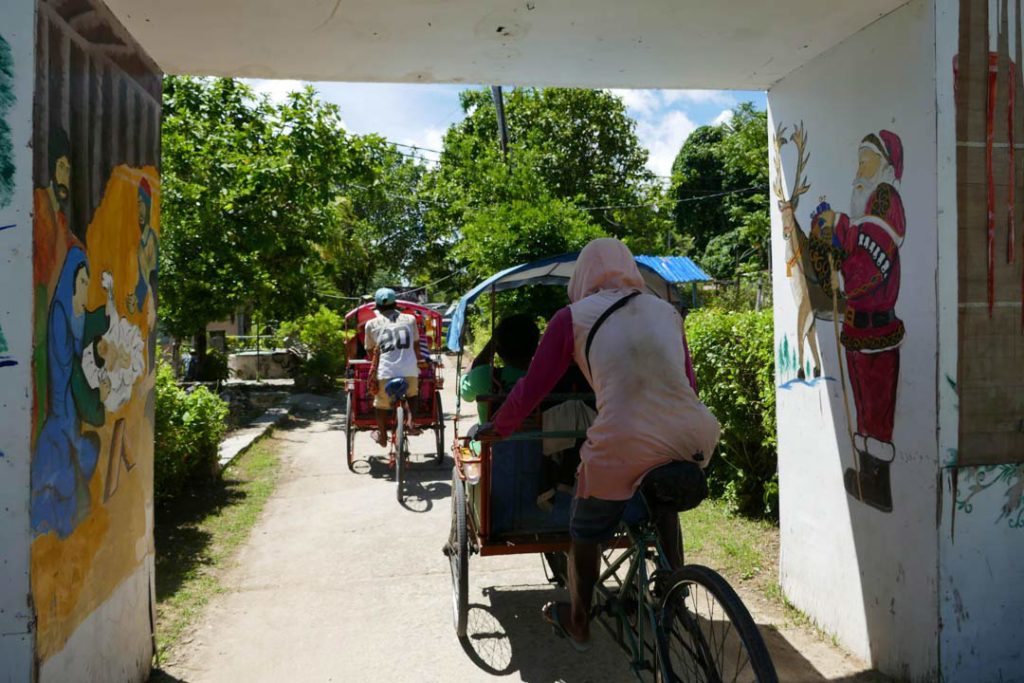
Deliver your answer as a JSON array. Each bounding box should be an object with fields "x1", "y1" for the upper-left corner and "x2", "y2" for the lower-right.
[
  {"x1": 938, "y1": 465, "x2": 1024, "y2": 681},
  {"x1": 768, "y1": 0, "x2": 940, "y2": 679},
  {"x1": 0, "y1": 0, "x2": 37, "y2": 677}
]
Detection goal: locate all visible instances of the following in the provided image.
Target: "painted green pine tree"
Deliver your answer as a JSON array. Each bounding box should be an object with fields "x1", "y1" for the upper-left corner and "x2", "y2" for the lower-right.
[{"x1": 0, "y1": 35, "x2": 15, "y2": 208}]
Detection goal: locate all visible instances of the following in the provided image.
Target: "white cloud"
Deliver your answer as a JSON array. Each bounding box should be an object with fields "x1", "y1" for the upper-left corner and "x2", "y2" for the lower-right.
[
  {"x1": 610, "y1": 88, "x2": 662, "y2": 116},
  {"x1": 247, "y1": 78, "x2": 306, "y2": 103},
  {"x1": 661, "y1": 89, "x2": 736, "y2": 106},
  {"x1": 713, "y1": 109, "x2": 734, "y2": 126},
  {"x1": 636, "y1": 109, "x2": 697, "y2": 177}
]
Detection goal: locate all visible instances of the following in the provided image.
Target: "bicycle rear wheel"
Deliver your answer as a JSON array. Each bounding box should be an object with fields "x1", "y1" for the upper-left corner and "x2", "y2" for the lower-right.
[
  {"x1": 344, "y1": 392, "x2": 355, "y2": 471},
  {"x1": 433, "y1": 391, "x2": 445, "y2": 463},
  {"x1": 395, "y1": 405, "x2": 406, "y2": 503},
  {"x1": 448, "y1": 467, "x2": 469, "y2": 637},
  {"x1": 656, "y1": 564, "x2": 777, "y2": 683}
]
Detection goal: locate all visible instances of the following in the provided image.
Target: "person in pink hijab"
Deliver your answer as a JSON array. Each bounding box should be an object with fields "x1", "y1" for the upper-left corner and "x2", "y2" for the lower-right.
[{"x1": 478, "y1": 237, "x2": 720, "y2": 650}]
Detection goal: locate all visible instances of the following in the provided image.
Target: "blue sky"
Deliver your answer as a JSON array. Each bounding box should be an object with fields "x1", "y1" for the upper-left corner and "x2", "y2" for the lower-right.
[{"x1": 246, "y1": 80, "x2": 766, "y2": 177}]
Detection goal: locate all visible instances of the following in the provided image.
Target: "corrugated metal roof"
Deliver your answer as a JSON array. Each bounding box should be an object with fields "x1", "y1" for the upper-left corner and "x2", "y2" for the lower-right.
[{"x1": 635, "y1": 255, "x2": 710, "y2": 283}]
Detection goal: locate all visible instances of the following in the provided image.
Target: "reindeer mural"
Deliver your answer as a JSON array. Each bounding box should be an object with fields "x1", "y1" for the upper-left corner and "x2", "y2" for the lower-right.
[{"x1": 773, "y1": 122, "x2": 822, "y2": 380}]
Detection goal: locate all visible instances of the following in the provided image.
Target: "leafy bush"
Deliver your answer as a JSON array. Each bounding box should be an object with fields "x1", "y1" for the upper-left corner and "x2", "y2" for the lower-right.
[
  {"x1": 686, "y1": 309, "x2": 777, "y2": 519},
  {"x1": 277, "y1": 306, "x2": 351, "y2": 389},
  {"x1": 202, "y1": 347, "x2": 230, "y2": 382},
  {"x1": 155, "y1": 362, "x2": 230, "y2": 501}
]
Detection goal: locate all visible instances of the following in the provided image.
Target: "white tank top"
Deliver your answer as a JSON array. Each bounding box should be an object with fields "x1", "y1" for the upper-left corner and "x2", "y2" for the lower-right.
[{"x1": 365, "y1": 311, "x2": 419, "y2": 379}]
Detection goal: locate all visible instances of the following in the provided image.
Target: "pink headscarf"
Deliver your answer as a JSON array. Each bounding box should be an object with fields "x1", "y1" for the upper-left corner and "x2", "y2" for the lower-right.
[{"x1": 567, "y1": 238, "x2": 645, "y2": 303}]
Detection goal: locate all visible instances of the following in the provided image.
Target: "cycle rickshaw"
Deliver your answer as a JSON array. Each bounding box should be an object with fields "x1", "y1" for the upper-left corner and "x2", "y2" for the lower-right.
[
  {"x1": 442, "y1": 253, "x2": 777, "y2": 682},
  {"x1": 343, "y1": 300, "x2": 445, "y2": 502}
]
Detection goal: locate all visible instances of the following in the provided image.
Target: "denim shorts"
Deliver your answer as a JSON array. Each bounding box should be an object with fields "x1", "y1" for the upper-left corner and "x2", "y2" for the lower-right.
[{"x1": 570, "y1": 495, "x2": 628, "y2": 544}]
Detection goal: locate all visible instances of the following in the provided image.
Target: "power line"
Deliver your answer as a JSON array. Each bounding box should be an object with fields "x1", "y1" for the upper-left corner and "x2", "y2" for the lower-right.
[
  {"x1": 390, "y1": 141, "x2": 444, "y2": 156},
  {"x1": 578, "y1": 185, "x2": 767, "y2": 212}
]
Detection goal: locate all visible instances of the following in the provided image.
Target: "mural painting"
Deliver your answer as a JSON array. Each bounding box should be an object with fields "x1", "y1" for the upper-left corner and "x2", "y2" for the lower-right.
[
  {"x1": 0, "y1": 34, "x2": 13, "y2": 210},
  {"x1": 0, "y1": 319, "x2": 15, "y2": 367},
  {"x1": 955, "y1": 464, "x2": 1024, "y2": 528},
  {"x1": 1, "y1": 34, "x2": 16, "y2": 370},
  {"x1": 774, "y1": 123, "x2": 907, "y2": 513},
  {"x1": 29, "y1": 0, "x2": 162, "y2": 664}
]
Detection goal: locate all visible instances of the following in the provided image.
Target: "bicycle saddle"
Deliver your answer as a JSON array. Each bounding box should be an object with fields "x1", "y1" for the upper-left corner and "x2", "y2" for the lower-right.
[
  {"x1": 384, "y1": 377, "x2": 409, "y2": 401},
  {"x1": 641, "y1": 460, "x2": 708, "y2": 513}
]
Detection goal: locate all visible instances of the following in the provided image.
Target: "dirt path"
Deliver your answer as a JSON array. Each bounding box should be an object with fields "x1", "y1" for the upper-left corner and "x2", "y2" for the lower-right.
[{"x1": 158, "y1": 365, "x2": 885, "y2": 682}]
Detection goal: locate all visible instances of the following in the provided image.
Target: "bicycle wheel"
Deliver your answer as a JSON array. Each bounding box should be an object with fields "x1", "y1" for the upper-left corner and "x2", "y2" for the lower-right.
[
  {"x1": 656, "y1": 564, "x2": 777, "y2": 683},
  {"x1": 433, "y1": 391, "x2": 445, "y2": 463},
  {"x1": 448, "y1": 467, "x2": 469, "y2": 637},
  {"x1": 395, "y1": 405, "x2": 406, "y2": 503},
  {"x1": 344, "y1": 392, "x2": 355, "y2": 472}
]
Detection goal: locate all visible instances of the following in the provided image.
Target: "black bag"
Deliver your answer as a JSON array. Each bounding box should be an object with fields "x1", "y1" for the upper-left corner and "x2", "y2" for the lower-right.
[{"x1": 641, "y1": 460, "x2": 708, "y2": 513}]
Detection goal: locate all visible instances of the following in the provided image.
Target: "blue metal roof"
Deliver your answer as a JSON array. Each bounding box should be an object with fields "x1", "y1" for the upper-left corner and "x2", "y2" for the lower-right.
[
  {"x1": 634, "y1": 255, "x2": 710, "y2": 283},
  {"x1": 445, "y1": 251, "x2": 686, "y2": 352}
]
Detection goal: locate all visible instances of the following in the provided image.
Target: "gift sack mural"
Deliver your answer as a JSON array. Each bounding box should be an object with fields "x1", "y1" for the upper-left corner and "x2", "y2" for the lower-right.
[
  {"x1": 773, "y1": 123, "x2": 907, "y2": 513},
  {"x1": 29, "y1": 0, "x2": 161, "y2": 669}
]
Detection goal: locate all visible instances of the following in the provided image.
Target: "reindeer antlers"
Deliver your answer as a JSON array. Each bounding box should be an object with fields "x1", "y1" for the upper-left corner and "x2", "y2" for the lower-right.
[{"x1": 772, "y1": 121, "x2": 811, "y2": 210}]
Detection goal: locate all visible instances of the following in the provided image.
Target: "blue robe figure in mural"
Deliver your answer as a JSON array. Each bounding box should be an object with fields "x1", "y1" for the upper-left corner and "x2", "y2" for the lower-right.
[
  {"x1": 31, "y1": 247, "x2": 108, "y2": 538},
  {"x1": 128, "y1": 177, "x2": 157, "y2": 368}
]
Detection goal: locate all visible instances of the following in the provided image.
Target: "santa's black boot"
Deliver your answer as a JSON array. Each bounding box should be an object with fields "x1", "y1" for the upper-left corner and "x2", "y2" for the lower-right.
[{"x1": 844, "y1": 452, "x2": 893, "y2": 513}]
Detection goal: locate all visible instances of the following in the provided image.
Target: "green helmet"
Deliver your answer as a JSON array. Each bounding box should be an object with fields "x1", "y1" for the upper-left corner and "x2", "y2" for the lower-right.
[{"x1": 374, "y1": 287, "x2": 397, "y2": 308}]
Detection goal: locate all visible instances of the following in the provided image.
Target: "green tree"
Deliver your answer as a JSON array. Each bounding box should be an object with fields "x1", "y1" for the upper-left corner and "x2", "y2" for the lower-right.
[
  {"x1": 160, "y1": 77, "x2": 426, "y2": 376},
  {"x1": 422, "y1": 87, "x2": 674, "y2": 300},
  {"x1": 671, "y1": 102, "x2": 769, "y2": 280}
]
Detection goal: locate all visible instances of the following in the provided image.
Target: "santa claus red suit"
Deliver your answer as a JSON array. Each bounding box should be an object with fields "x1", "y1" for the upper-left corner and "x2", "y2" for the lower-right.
[{"x1": 810, "y1": 130, "x2": 905, "y2": 512}]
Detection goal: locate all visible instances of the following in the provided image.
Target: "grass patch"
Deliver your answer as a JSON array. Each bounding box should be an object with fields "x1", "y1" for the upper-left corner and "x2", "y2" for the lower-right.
[
  {"x1": 154, "y1": 438, "x2": 281, "y2": 659},
  {"x1": 680, "y1": 497, "x2": 778, "y2": 585}
]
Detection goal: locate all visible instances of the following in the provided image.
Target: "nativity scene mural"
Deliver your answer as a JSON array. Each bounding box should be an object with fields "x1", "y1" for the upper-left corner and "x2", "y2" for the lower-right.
[
  {"x1": 774, "y1": 122, "x2": 906, "y2": 514},
  {"x1": 29, "y1": 0, "x2": 162, "y2": 663}
]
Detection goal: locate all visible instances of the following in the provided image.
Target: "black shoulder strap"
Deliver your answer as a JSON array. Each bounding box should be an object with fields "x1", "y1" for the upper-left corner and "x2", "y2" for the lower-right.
[{"x1": 584, "y1": 291, "x2": 641, "y2": 375}]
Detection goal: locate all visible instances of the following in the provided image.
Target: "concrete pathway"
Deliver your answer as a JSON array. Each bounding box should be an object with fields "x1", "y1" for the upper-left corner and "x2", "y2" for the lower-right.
[{"x1": 159, "y1": 365, "x2": 886, "y2": 682}]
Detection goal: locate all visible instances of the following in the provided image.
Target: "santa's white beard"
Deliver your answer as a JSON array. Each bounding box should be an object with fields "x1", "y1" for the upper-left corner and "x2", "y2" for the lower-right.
[{"x1": 850, "y1": 179, "x2": 877, "y2": 220}]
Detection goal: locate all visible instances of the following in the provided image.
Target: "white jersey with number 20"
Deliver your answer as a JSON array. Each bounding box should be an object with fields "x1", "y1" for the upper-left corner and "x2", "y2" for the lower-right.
[{"x1": 365, "y1": 310, "x2": 420, "y2": 379}]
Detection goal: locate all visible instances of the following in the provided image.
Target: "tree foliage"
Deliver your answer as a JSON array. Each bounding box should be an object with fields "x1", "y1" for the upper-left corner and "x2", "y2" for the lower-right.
[
  {"x1": 671, "y1": 103, "x2": 769, "y2": 280},
  {"x1": 420, "y1": 87, "x2": 673, "y2": 306},
  {"x1": 160, "y1": 77, "x2": 426, "y2": 375}
]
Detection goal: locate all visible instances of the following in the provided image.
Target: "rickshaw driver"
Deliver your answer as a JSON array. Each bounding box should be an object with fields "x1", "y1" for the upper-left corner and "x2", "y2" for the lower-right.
[
  {"x1": 364, "y1": 288, "x2": 429, "y2": 448},
  {"x1": 475, "y1": 238, "x2": 720, "y2": 652}
]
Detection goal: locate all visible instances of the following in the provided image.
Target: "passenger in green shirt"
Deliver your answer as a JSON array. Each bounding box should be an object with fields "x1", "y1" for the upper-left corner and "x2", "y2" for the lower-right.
[{"x1": 461, "y1": 314, "x2": 540, "y2": 428}]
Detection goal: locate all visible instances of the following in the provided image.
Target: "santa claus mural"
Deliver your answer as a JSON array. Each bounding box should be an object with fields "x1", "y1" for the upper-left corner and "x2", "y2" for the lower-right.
[{"x1": 806, "y1": 130, "x2": 906, "y2": 513}]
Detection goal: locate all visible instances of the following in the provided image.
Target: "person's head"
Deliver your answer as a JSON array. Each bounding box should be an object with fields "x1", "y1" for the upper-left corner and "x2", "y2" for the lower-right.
[
  {"x1": 567, "y1": 237, "x2": 645, "y2": 303},
  {"x1": 493, "y1": 314, "x2": 539, "y2": 368},
  {"x1": 50, "y1": 126, "x2": 71, "y2": 214},
  {"x1": 374, "y1": 287, "x2": 397, "y2": 310},
  {"x1": 71, "y1": 261, "x2": 90, "y2": 316},
  {"x1": 851, "y1": 130, "x2": 902, "y2": 220},
  {"x1": 138, "y1": 178, "x2": 153, "y2": 231}
]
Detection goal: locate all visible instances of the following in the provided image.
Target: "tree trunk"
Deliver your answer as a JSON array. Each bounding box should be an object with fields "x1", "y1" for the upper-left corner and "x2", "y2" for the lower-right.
[{"x1": 193, "y1": 327, "x2": 207, "y2": 381}]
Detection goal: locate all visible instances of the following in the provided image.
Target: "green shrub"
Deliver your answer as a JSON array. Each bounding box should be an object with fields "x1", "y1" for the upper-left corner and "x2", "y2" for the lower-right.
[
  {"x1": 278, "y1": 306, "x2": 351, "y2": 389},
  {"x1": 201, "y1": 347, "x2": 230, "y2": 382},
  {"x1": 686, "y1": 308, "x2": 777, "y2": 519},
  {"x1": 154, "y1": 362, "x2": 230, "y2": 501}
]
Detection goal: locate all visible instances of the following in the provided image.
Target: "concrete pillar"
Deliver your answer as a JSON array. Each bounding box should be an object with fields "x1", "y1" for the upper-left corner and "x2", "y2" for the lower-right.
[
  {"x1": 1, "y1": 0, "x2": 161, "y2": 679},
  {"x1": 1, "y1": 0, "x2": 40, "y2": 678},
  {"x1": 770, "y1": 0, "x2": 1023, "y2": 679}
]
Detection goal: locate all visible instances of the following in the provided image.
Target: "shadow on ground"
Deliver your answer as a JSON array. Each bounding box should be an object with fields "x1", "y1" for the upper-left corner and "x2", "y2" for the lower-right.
[
  {"x1": 154, "y1": 477, "x2": 249, "y2": 605},
  {"x1": 457, "y1": 584, "x2": 889, "y2": 683}
]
